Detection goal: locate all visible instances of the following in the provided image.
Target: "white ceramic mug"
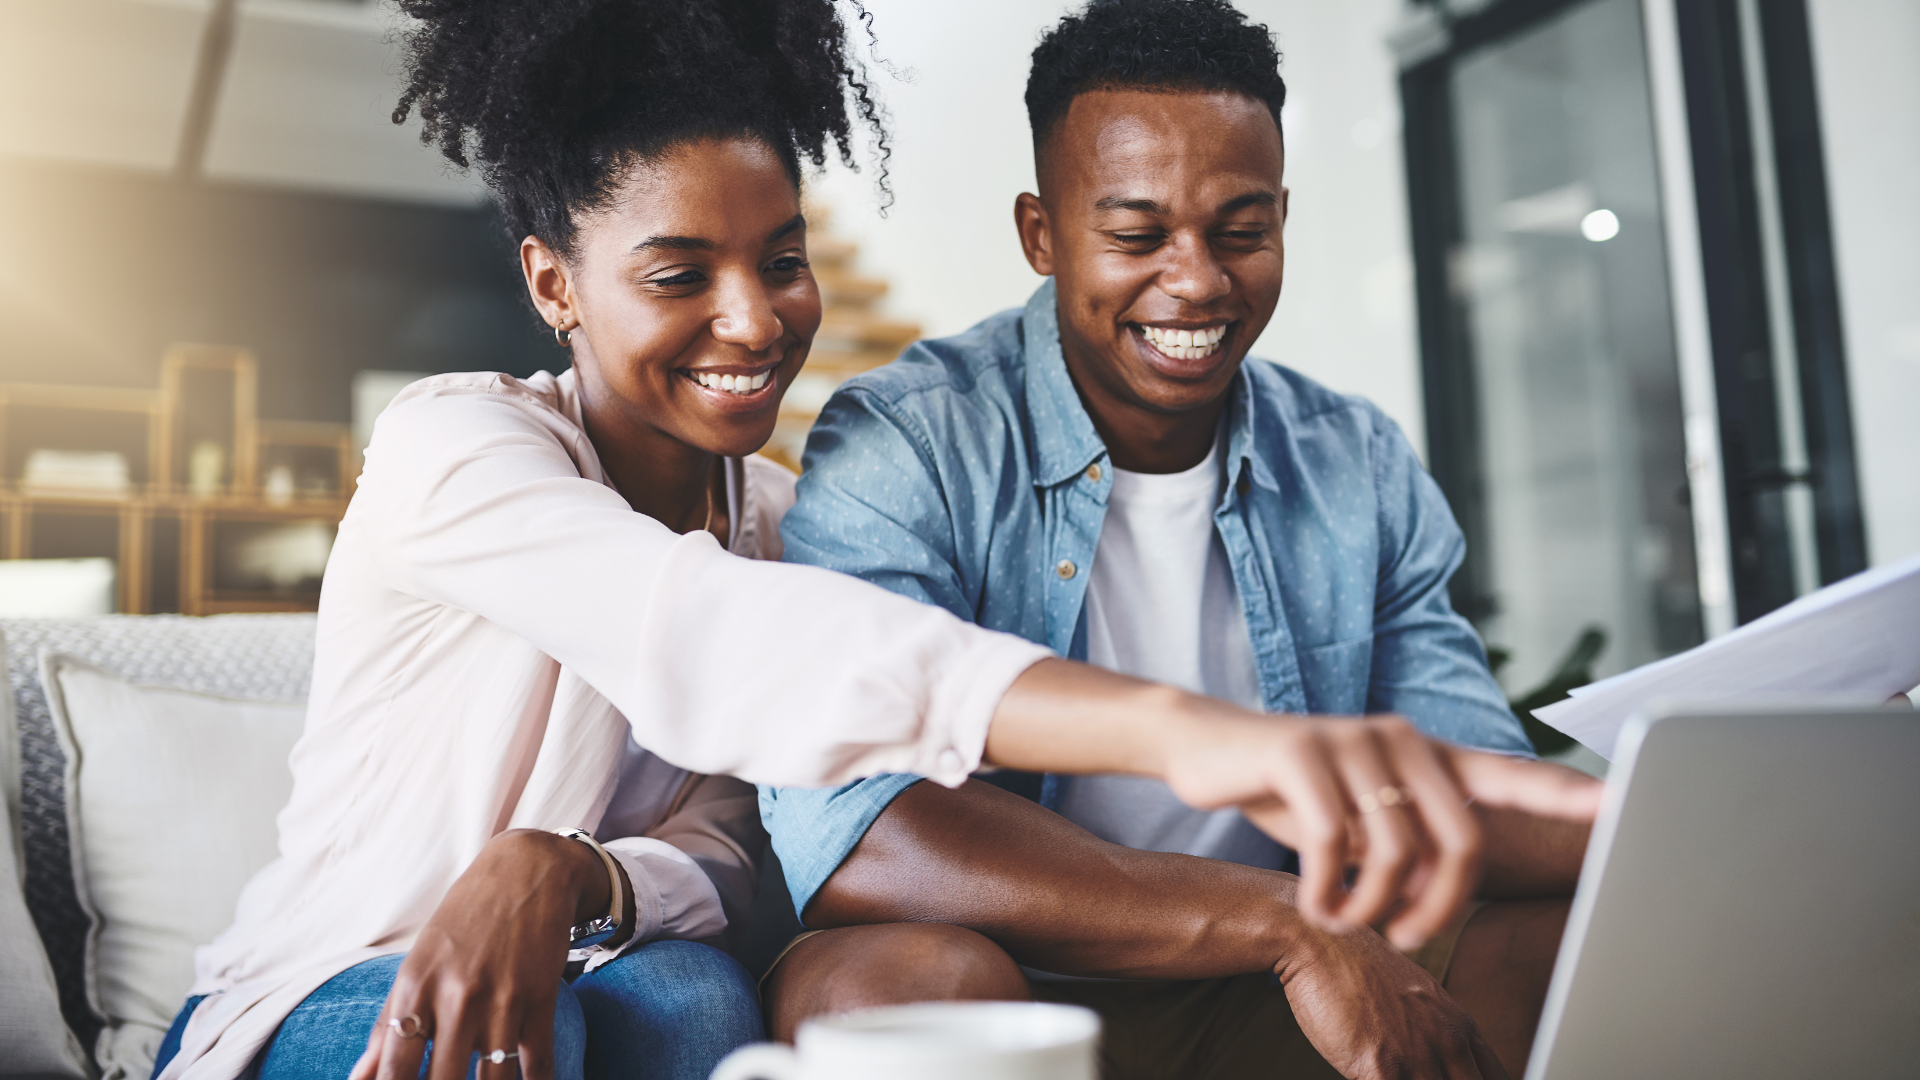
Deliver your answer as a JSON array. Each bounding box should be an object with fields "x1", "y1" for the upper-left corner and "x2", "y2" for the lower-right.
[{"x1": 709, "y1": 1001, "x2": 1100, "y2": 1080}]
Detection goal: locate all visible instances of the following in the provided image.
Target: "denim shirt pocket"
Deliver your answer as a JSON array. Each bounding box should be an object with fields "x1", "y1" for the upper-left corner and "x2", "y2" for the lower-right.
[{"x1": 1295, "y1": 635, "x2": 1375, "y2": 715}]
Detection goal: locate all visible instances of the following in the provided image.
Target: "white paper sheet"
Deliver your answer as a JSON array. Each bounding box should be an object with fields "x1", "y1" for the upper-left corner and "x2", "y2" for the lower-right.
[{"x1": 1533, "y1": 552, "x2": 1920, "y2": 759}]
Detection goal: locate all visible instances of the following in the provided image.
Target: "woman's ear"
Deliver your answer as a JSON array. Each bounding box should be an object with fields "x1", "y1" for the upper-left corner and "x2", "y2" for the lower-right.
[
  {"x1": 1014, "y1": 192, "x2": 1055, "y2": 277},
  {"x1": 521, "y1": 235, "x2": 578, "y2": 331}
]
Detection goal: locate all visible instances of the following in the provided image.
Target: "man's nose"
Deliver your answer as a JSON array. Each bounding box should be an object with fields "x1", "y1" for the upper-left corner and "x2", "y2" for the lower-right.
[
  {"x1": 709, "y1": 280, "x2": 785, "y2": 353},
  {"x1": 1157, "y1": 234, "x2": 1232, "y2": 306}
]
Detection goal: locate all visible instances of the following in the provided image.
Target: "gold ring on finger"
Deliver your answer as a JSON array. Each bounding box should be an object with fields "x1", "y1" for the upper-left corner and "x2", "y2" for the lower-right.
[
  {"x1": 1357, "y1": 785, "x2": 1411, "y2": 814},
  {"x1": 388, "y1": 1013, "x2": 428, "y2": 1040}
]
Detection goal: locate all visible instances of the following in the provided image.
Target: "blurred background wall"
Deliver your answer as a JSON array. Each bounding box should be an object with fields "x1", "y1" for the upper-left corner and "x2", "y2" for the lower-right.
[
  {"x1": 0, "y1": 0, "x2": 1911, "y2": 693},
  {"x1": 0, "y1": 0, "x2": 554, "y2": 421},
  {"x1": 1805, "y1": 0, "x2": 1920, "y2": 582}
]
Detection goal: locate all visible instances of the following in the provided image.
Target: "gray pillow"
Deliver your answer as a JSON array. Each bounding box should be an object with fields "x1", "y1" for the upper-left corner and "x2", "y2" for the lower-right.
[
  {"x1": 0, "y1": 696, "x2": 89, "y2": 1078},
  {"x1": 2, "y1": 615, "x2": 316, "y2": 1056}
]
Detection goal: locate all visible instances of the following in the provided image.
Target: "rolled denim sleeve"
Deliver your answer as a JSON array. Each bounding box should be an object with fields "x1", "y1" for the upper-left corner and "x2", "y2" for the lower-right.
[
  {"x1": 1364, "y1": 410, "x2": 1533, "y2": 755},
  {"x1": 757, "y1": 776, "x2": 924, "y2": 921}
]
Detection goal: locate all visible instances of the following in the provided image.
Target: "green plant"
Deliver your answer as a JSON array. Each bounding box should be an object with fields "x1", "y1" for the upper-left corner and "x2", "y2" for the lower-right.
[{"x1": 1485, "y1": 626, "x2": 1607, "y2": 757}]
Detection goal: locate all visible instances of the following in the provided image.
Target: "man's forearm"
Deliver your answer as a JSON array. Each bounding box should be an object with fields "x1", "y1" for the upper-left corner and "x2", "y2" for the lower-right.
[
  {"x1": 803, "y1": 778, "x2": 1313, "y2": 981},
  {"x1": 1475, "y1": 792, "x2": 1591, "y2": 898}
]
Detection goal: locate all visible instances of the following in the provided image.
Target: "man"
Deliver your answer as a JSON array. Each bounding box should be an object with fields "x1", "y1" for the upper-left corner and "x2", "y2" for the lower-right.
[{"x1": 758, "y1": 2, "x2": 1585, "y2": 1076}]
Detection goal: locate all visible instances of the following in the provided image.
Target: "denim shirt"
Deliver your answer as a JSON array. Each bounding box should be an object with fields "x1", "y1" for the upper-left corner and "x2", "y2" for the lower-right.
[{"x1": 761, "y1": 280, "x2": 1528, "y2": 918}]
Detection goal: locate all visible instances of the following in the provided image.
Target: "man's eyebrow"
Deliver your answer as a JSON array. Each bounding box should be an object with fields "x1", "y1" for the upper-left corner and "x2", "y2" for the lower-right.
[
  {"x1": 767, "y1": 214, "x2": 806, "y2": 243},
  {"x1": 631, "y1": 235, "x2": 715, "y2": 253},
  {"x1": 1218, "y1": 191, "x2": 1279, "y2": 214},
  {"x1": 1093, "y1": 195, "x2": 1167, "y2": 215}
]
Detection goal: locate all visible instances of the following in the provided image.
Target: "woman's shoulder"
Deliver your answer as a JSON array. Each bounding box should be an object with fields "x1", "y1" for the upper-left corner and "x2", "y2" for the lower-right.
[
  {"x1": 362, "y1": 369, "x2": 602, "y2": 490},
  {"x1": 737, "y1": 455, "x2": 797, "y2": 561},
  {"x1": 386, "y1": 369, "x2": 572, "y2": 420}
]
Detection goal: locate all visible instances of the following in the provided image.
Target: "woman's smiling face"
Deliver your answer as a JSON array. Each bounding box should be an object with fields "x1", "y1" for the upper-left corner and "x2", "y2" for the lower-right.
[{"x1": 522, "y1": 136, "x2": 820, "y2": 459}]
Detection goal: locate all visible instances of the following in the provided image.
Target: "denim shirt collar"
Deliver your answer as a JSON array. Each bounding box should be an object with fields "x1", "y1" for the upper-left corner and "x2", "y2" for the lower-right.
[
  {"x1": 1020, "y1": 278, "x2": 1273, "y2": 496},
  {"x1": 1020, "y1": 279, "x2": 1108, "y2": 488}
]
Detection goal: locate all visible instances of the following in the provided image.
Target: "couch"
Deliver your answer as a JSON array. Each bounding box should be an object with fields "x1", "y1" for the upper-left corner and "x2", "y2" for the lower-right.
[{"x1": 0, "y1": 615, "x2": 800, "y2": 1080}]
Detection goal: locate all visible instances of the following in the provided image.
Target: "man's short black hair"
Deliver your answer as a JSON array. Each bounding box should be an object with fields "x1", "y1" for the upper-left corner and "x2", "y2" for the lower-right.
[{"x1": 1026, "y1": 0, "x2": 1286, "y2": 160}]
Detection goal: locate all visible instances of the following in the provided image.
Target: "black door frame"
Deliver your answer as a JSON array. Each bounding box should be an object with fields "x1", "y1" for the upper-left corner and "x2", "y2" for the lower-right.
[{"x1": 1400, "y1": 0, "x2": 1865, "y2": 629}]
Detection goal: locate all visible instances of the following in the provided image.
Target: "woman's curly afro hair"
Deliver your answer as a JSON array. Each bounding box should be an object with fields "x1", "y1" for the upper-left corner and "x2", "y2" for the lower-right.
[
  {"x1": 1026, "y1": 0, "x2": 1286, "y2": 156},
  {"x1": 393, "y1": 0, "x2": 889, "y2": 256}
]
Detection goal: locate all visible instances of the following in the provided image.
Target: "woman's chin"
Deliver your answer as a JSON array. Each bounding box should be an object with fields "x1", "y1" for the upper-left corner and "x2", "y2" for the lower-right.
[{"x1": 697, "y1": 418, "x2": 782, "y2": 461}]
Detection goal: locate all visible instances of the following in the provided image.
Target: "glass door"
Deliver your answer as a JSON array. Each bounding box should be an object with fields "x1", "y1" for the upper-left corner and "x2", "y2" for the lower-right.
[{"x1": 1407, "y1": 0, "x2": 1702, "y2": 694}]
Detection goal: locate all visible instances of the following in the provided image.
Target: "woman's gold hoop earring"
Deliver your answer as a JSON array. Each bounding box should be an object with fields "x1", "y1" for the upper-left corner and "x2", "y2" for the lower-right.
[{"x1": 554, "y1": 324, "x2": 572, "y2": 347}]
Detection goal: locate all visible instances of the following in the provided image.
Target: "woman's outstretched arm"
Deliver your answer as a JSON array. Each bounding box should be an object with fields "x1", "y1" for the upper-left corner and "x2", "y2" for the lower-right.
[{"x1": 365, "y1": 386, "x2": 1597, "y2": 943}]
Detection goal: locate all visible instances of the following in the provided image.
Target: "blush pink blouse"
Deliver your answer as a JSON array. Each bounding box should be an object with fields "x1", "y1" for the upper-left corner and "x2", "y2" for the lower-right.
[{"x1": 160, "y1": 369, "x2": 1050, "y2": 1079}]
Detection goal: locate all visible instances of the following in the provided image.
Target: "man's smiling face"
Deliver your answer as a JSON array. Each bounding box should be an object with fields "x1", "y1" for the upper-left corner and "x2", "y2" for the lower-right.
[{"x1": 1017, "y1": 88, "x2": 1287, "y2": 446}]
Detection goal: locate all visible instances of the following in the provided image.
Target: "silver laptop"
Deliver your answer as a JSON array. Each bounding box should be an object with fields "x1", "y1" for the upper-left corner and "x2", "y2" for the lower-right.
[{"x1": 1527, "y1": 705, "x2": 1920, "y2": 1080}]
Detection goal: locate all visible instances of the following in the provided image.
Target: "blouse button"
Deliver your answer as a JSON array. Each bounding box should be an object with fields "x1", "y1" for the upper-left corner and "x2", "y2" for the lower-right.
[
  {"x1": 1056, "y1": 559, "x2": 1077, "y2": 579},
  {"x1": 1085, "y1": 463, "x2": 1102, "y2": 482}
]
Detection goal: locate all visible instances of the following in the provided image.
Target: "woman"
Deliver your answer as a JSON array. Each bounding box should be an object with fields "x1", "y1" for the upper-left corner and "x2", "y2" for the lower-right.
[{"x1": 152, "y1": 2, "x2": 1598, "y2": 1078}]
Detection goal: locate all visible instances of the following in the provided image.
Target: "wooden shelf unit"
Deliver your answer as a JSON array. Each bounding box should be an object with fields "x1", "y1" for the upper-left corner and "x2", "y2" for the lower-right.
[{"x1": 0, "y1": 345, "x2": 355, "y2": 614}]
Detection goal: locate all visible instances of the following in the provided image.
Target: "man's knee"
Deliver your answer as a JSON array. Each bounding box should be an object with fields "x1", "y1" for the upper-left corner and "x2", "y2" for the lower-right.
[{"x1": 764, "y1": 924, "x2": 1028, "y2": 1040}]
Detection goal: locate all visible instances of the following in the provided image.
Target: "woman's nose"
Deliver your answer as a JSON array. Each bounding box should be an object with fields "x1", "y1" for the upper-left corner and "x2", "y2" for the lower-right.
[{"x1": 709, "y1": 284, "x2": 785, "y2": 353}]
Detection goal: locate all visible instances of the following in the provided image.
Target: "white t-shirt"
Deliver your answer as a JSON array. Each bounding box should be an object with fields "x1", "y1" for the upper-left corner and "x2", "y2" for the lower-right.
[{"x1": 1054, "y1": 436, "x2": 1287, "y2": 870}]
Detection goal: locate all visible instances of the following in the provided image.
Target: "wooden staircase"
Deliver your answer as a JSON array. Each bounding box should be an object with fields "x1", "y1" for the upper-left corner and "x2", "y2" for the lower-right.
[{"x1": 764, "y1": 205, "x2": 921, "y2": 471}]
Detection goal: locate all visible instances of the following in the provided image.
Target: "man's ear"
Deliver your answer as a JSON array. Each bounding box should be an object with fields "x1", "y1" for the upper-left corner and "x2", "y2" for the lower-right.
[
  {"x1": 521, "y1": 235, "x2": 578, "y2": 332},
  {"x1": 1014, "y1": 192, "x2": 1055, "y2": 277},
  {"x1": 1279, "y1": 185, "x2": 1290, "y2": 230}
]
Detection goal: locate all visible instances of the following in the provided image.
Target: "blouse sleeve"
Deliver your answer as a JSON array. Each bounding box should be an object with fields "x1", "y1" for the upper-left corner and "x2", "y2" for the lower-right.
[
  {"x1": 356, "y1": 380, "x2": 1051, "y2": 789},
  {"x1": 588, "y1": 773, "x2": 766, "y2": 966}
]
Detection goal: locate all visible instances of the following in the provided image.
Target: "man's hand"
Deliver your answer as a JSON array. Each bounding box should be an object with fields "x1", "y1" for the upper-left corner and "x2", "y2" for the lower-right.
[{"x1": 1279, "y1": 924, "x2": 1509, "y2": 1080}]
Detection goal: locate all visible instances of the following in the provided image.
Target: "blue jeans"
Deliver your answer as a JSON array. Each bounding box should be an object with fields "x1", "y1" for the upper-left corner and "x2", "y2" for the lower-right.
[{"x1": 152, "y1": 941, "x2": 763, "y2": 1080}]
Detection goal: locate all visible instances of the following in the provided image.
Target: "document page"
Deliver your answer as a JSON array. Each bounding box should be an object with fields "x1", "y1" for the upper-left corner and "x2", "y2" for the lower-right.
[{"x1": 1534, "y1": 552, "x2": 1920, "y2": 759}]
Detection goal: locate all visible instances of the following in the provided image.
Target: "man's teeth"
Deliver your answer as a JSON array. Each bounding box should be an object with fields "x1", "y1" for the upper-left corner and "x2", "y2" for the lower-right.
[
  {"x1": 693, "y1": 371, "x2": 771, "y2": 394},
  {"x1": 1140, "y1": 325, "x2": 1227, "y2": 359}
]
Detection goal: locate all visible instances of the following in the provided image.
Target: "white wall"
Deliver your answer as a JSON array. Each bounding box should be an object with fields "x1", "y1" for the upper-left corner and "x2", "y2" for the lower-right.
[
  {"x1": 0, "y1": 0, "x2": 210, "y2": 173},
  {"x1": 206, "y1": 0, "x2": 484, "y2": 205},
  {"x1": 809, "y1": 0, "x2": 1427, "y2": 450},
  {"x1": 1806, "y1": 0, "x2": 1920, "y2": 567},
  {"x1": 0, "y1": 0, "x2": 479, "y2": 204}
]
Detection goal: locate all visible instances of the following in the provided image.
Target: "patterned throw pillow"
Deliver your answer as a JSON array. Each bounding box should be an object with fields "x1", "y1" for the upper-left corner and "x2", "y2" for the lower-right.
[{"x1": 1, "y1": 615, "x2": 315, "y2": 1055}]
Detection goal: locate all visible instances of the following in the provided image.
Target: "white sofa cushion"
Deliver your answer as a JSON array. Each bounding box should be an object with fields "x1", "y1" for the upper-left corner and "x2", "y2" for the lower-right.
[
  {"x1": 1, "y1": 614, "x2": 315, "y2": 1060},
  {"x1": 45, "y1": 654, "x2": 305, "y2": 1080}
]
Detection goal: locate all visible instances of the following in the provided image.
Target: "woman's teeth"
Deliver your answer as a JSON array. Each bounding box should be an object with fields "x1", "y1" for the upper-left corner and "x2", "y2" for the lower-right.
[
  {"x1": 693, "y1": 370, "x2": 771, "y2": 394},
  {"x1": 1140, "y1": 324, "x2": 1227, "y2": 360}
]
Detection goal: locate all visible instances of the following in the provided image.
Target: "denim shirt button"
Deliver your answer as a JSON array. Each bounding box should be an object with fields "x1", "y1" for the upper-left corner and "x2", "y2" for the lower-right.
[
  {"x1": 1055, "y1": 559, "x2": 1077, "y2": 579},
  {"x1": 1085, "y1": 463, "x2": 1102, "y2": 482}
]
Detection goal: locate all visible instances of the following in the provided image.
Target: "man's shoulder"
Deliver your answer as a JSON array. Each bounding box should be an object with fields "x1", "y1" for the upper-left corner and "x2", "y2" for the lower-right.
[
  {"x1": 1241, "y1": 358, "x2": 1391, "y2": 433},
  {"x1": 832, "y1": 306, "x2": 1028, "y2": 418}
]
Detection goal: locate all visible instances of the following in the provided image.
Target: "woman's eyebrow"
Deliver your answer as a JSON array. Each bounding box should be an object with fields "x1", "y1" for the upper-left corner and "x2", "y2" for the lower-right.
[
  {"x1": 631, "y1": 234, "x2": 716, "y2": 253},
  {"x1": 767, "y1": 214, "x2": 806, "y2": 243}
]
